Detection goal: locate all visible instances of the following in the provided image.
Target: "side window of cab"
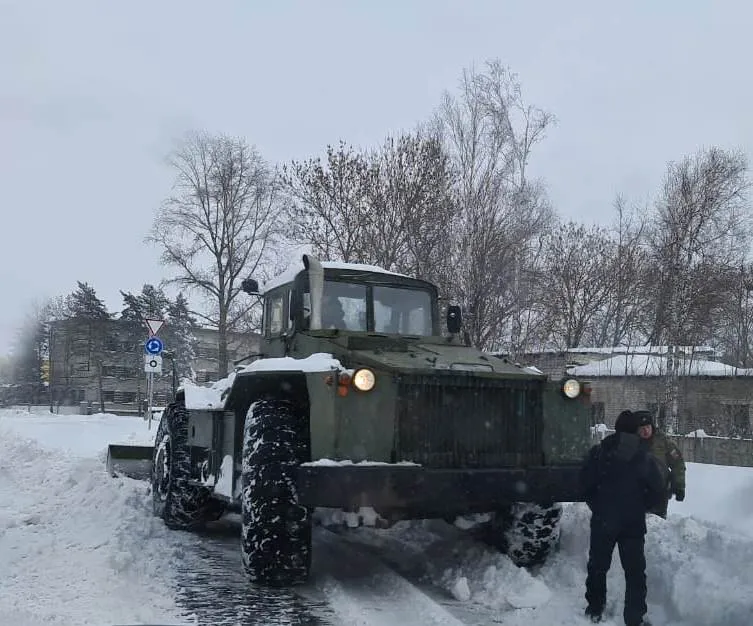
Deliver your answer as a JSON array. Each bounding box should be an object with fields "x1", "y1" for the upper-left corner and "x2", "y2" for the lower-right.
[{"x1": 264, "y1": 287, "x2": 290, "y2": 337}]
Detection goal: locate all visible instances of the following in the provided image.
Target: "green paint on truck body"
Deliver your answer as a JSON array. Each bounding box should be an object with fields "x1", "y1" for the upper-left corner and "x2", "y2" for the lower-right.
[{"x1": 221, "y1": 260, "x2": 592, "y2": 474}]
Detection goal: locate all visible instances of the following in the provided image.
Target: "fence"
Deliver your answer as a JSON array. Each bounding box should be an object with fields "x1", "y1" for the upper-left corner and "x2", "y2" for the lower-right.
[{"x1": 592, "y1": 429, "x2": 753, "y2": 467}]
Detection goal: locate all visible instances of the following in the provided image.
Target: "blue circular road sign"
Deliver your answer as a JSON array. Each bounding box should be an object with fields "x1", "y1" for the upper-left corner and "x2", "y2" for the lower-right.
[{"x1": 145, "y1": 337, "x2": 164, "y2": 355}]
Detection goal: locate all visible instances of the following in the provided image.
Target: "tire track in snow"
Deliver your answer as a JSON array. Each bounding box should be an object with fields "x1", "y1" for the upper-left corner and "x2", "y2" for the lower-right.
[
  {"x1": 314, "y1": 528, "x2": 500, "y2": 625},
  {"x1": 171, "y1": 517, "x2": 481, "y2": 626},
  {"x1": 171, "y1": 517, "x2": 335, "y2": 625}
]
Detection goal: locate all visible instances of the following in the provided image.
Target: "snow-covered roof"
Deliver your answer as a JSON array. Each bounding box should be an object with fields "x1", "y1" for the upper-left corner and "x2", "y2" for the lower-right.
[
  {"x1": 262, "y1": 260, "x2": 408, "y2": 293},
  {"x1": 499, "y1": 345, "x2": 719, "y2": 357},
  {"x1": 567, "y1": 354, "x2": 753, "y2": 377}
]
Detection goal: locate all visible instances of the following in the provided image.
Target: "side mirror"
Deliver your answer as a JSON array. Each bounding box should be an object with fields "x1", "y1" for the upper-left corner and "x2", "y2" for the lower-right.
[
  {"x1": 241, "y1": 278, "x2": 260, "y2": 295},
  {"x1": 447, "y1": 305, "x2": 462, "y2": 334}
]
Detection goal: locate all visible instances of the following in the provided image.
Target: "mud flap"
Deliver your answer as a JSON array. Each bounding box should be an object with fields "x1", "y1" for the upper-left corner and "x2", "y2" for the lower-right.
[{"x1": 106, "y1": 444, "x2": 154, "y2": 480}]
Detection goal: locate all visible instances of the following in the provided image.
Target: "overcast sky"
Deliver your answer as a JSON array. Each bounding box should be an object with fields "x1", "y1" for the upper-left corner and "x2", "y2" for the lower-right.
[{"x1": 1, "y1": 0, "x2": 751, "y2": 353}]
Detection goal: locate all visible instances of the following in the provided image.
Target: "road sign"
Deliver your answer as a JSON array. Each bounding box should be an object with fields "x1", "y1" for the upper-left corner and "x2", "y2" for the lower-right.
[
  {"x1": 144, "y1": 354, "x2": 163, "y2": 374},
  {"x1": 145, "y1": 336, "x2": 164, "y2": 355},
  {"x1": 145, "y1": 319, "x2": 164, "y2": 336}
]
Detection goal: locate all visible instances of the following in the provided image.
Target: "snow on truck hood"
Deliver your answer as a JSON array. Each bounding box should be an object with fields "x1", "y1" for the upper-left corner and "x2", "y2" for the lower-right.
[
  {"x1": 181, "y1": 346, "x2": 543, "y2": 411},
  {"x1": 181, "y1": 352, "x2": 343, "y2": 410}
]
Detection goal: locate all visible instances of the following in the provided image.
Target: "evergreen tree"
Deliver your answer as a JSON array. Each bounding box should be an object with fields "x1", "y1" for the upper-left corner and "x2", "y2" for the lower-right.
[
  {"x1": 64, "y1": 282, "x2": 111, "y2": 412},
  {"x1": 165, "y1": 292, "x2": 197, "y2": 382},
  {"x1": 120, "y1": 284, "x2": 170, "y2": 325},
  {"x1": 67, "y1": 282, "x2": 111, "y2": 320},
  {"x1": 10, "y1": 305, "x2": 48, "y2": 404},
  {"x1": 9, "y1": 299, "x2": 67, "y2": 405}
]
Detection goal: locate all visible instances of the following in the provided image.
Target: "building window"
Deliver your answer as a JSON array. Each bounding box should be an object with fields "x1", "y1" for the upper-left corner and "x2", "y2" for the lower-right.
[
  {"x1": 113, "y1": 391, "x2": 137, "y2": 404},
  {"x1": 102, "y1": 365, "x2": 136, "y2": 378},
  {"x1": 101, "y1": 390, "x2": 115, "y2": 403},
  {"x1": 196, "y1": 345, "x2": 219, "y2": 359},
  {"x1": 195, "y1": 370, "x2": 219, "y2": 384},
  {"x1": 722, "y1": 403, "x2": 750, "y2": 438}
]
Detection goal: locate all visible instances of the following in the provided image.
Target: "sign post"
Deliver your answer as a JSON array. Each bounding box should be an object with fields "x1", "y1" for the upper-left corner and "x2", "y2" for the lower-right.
[{"x1": 143, "y1": 320, "x2": 165, "y2": 430}]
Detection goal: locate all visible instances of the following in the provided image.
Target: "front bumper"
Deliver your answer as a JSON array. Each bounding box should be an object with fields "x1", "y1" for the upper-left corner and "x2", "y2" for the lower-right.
[{"x1": 296, "y1": 464, "x2": 584, "y2": 513}]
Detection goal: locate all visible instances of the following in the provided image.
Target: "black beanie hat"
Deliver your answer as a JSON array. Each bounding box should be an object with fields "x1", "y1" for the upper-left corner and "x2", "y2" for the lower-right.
[
  {"x1": 614, "y1": 409, "x2": 641, "y2": 434},
  {"x1": 633, "y1": 410, "x2": 654, "y2": 427}
]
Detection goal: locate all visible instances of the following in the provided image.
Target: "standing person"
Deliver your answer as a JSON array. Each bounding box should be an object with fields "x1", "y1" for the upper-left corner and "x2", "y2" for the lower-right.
[
  {"x1": 633, "y1": 410, "x2": 686, "y2": 519},
  {"x1": 580, "y1": 410, "x2": 666, "y2": 626}
]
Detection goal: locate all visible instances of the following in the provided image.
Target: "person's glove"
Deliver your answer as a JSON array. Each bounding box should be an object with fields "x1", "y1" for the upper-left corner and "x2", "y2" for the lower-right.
[{"x1": 675, "y1": 489, "x2": 685, "y2": 502}]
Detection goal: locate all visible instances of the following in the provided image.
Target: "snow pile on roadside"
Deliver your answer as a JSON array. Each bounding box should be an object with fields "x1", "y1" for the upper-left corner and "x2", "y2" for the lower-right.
[
  {"x1": 0, "y1": 422, "x2": 194, "y2": 626},
  {"x1": 348, "y1": 463, "x2": 753, "y2": 625},
  {"x1": 0, "y1": 410, "x2": 157, "y2": 460},
  {"x1": 671, "y1": 462, "x2": 753, "y2": 537}
]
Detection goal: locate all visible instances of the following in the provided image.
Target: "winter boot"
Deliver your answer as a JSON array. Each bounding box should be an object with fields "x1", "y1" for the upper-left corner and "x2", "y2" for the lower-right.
[{"x1": 585, "y1": 606, "x2": 603, "y2": 623}]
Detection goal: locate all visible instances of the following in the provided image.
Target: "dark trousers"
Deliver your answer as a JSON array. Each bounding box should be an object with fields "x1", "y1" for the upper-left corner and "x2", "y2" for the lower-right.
[
  {"x1": 585, "y1": 522, "x2": 647, "y2": 626},
  {"x1": 648, "y1": 496, "x2": 669, "y2": 519}
]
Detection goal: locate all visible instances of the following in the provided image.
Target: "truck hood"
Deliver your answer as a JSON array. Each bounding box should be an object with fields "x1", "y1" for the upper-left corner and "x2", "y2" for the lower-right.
[{"x1": 332, "y1": 334, "x2": 542, "y2": 379}]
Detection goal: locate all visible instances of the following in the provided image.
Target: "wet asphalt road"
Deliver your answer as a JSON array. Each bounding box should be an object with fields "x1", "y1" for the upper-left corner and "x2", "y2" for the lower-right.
[
  {"x1": 173, "y1": 517, "x2": 338, "y2": 626},
  {"x1": 169, "y1": 516, "x2": 504, "y2": 626}
]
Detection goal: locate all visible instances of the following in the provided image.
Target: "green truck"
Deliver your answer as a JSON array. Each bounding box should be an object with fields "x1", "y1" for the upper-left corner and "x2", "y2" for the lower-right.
[{"x1": 108, "y1": 255, "x2": 592, "y2": 586}]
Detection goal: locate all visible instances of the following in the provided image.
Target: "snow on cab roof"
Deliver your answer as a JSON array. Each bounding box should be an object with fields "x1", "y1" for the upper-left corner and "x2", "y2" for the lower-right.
[{"x1": 262, "y1": 260, "x2": 408, "y2": 293}]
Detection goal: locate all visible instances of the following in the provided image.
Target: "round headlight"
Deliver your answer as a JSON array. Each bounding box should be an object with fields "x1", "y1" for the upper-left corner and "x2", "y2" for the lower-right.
[
  {"x1": 563, "y1": 378, "x2": 581, "y2": 399},
  {"x1": 353, "y1": 368, "x2": 376, "y2": 391}
]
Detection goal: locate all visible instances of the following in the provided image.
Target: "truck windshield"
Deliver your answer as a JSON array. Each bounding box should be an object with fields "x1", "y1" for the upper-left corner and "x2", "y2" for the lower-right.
[
  {"x1": 373, "y1": 285, "x2": 432, "y2": 335},
  {"x1": 310, "y1": 280, "x2": 433, "y2": 335}
]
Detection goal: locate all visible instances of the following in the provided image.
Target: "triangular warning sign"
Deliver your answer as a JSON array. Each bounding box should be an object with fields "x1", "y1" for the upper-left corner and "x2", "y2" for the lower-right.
[{"x1": 145, "y1": 319, "x2": 164, "y2": 336}]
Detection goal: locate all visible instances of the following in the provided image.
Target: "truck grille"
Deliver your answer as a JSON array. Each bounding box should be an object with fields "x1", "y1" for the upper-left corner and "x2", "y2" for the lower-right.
[{"x1": 394, "y1": 374, "x2": 544, "y2": 468}]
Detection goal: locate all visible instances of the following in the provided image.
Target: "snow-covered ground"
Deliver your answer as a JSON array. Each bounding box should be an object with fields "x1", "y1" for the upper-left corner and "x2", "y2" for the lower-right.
[
  {"x1": 1, "y1": 408, "x2": 752, "y2": 626},
  {"x1": 0, "y1": 408, "x2": 194, "y2": 626},
  {"x1": 339, "y1": 465, "x2": 753, "y2": 626}
]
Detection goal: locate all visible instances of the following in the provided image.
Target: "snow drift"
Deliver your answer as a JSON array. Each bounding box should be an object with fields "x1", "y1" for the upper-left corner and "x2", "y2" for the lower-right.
[
  {"x1": 345, "y1": 472, "x2": 753, "y2": 626},
  {"x1": 0, "y1": 410, "x2": 195, "y2": 626}
]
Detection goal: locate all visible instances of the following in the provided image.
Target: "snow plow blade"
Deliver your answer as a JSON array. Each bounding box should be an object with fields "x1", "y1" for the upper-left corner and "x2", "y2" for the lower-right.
[{"x1": 106, "y1": 444, "x2": 153, "y2": 480}]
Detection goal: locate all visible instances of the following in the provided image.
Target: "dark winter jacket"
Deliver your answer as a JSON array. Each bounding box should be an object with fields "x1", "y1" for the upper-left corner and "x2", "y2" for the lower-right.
[{"x1": 580, "y1": 432, "x2": 666, "y2": 535}]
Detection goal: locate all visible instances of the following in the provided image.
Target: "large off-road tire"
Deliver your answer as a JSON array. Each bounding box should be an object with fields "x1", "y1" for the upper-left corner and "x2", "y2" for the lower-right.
[
  {"x1": 481, "y1": 502, "x2": 563, "y2": 568},
  {"x1": 240, "y1": 397, "x2": 312, "y2": 586},
  {"x1": 152, "y1": 400, "x2": 225, "y2": 529}
]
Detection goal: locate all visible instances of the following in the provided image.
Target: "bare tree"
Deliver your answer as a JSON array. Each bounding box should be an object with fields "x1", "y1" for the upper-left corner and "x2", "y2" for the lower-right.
[
  {"x1": 361, "y1": 132, "x2": 458, "y2": 291},
  {"x1": 434, "y1": 59, "x2": 555, "y2": 349},
  {"x1": 281, "y1": 141, "x2": 371, "y2": 262},
  {"x1": 281, "y1": 132, "x2": 458, "y2": 296},
  {"x1": 148, "y1": 131, "x2": 280, "y2": 378},
  {"x1": 715, "y1": 263, "x2": 753, "y2": 366},
  {"x1": 539, "y1": 221, "x2": 614, "y2": 349},
  {"x1": 506, "y1": 233, "x2": 551, "y2": 355},
  {"x1": 583, "y1": 195, "x2": 653, "y2": 347},
  {"x1": 646, "y1": 146, "x2": 750, "y2": 432}
]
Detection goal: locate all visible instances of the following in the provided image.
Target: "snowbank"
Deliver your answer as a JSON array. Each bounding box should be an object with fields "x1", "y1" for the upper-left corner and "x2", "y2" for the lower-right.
[
  {"x1": 670, "y1": 462, "x2": 753, "y2": 537},
  {"x1": 685, "y1": 429, "x2": 708, "y2": 438},
  {"x1": 346, "y1": 462, "x2": 753, "y2": 625},
  {"x1": 0, "y1": 411, "x2": 194, "y2": 626},
  {"x1": 0, "y1": 409, "x2": 156, "y2": 458}
]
